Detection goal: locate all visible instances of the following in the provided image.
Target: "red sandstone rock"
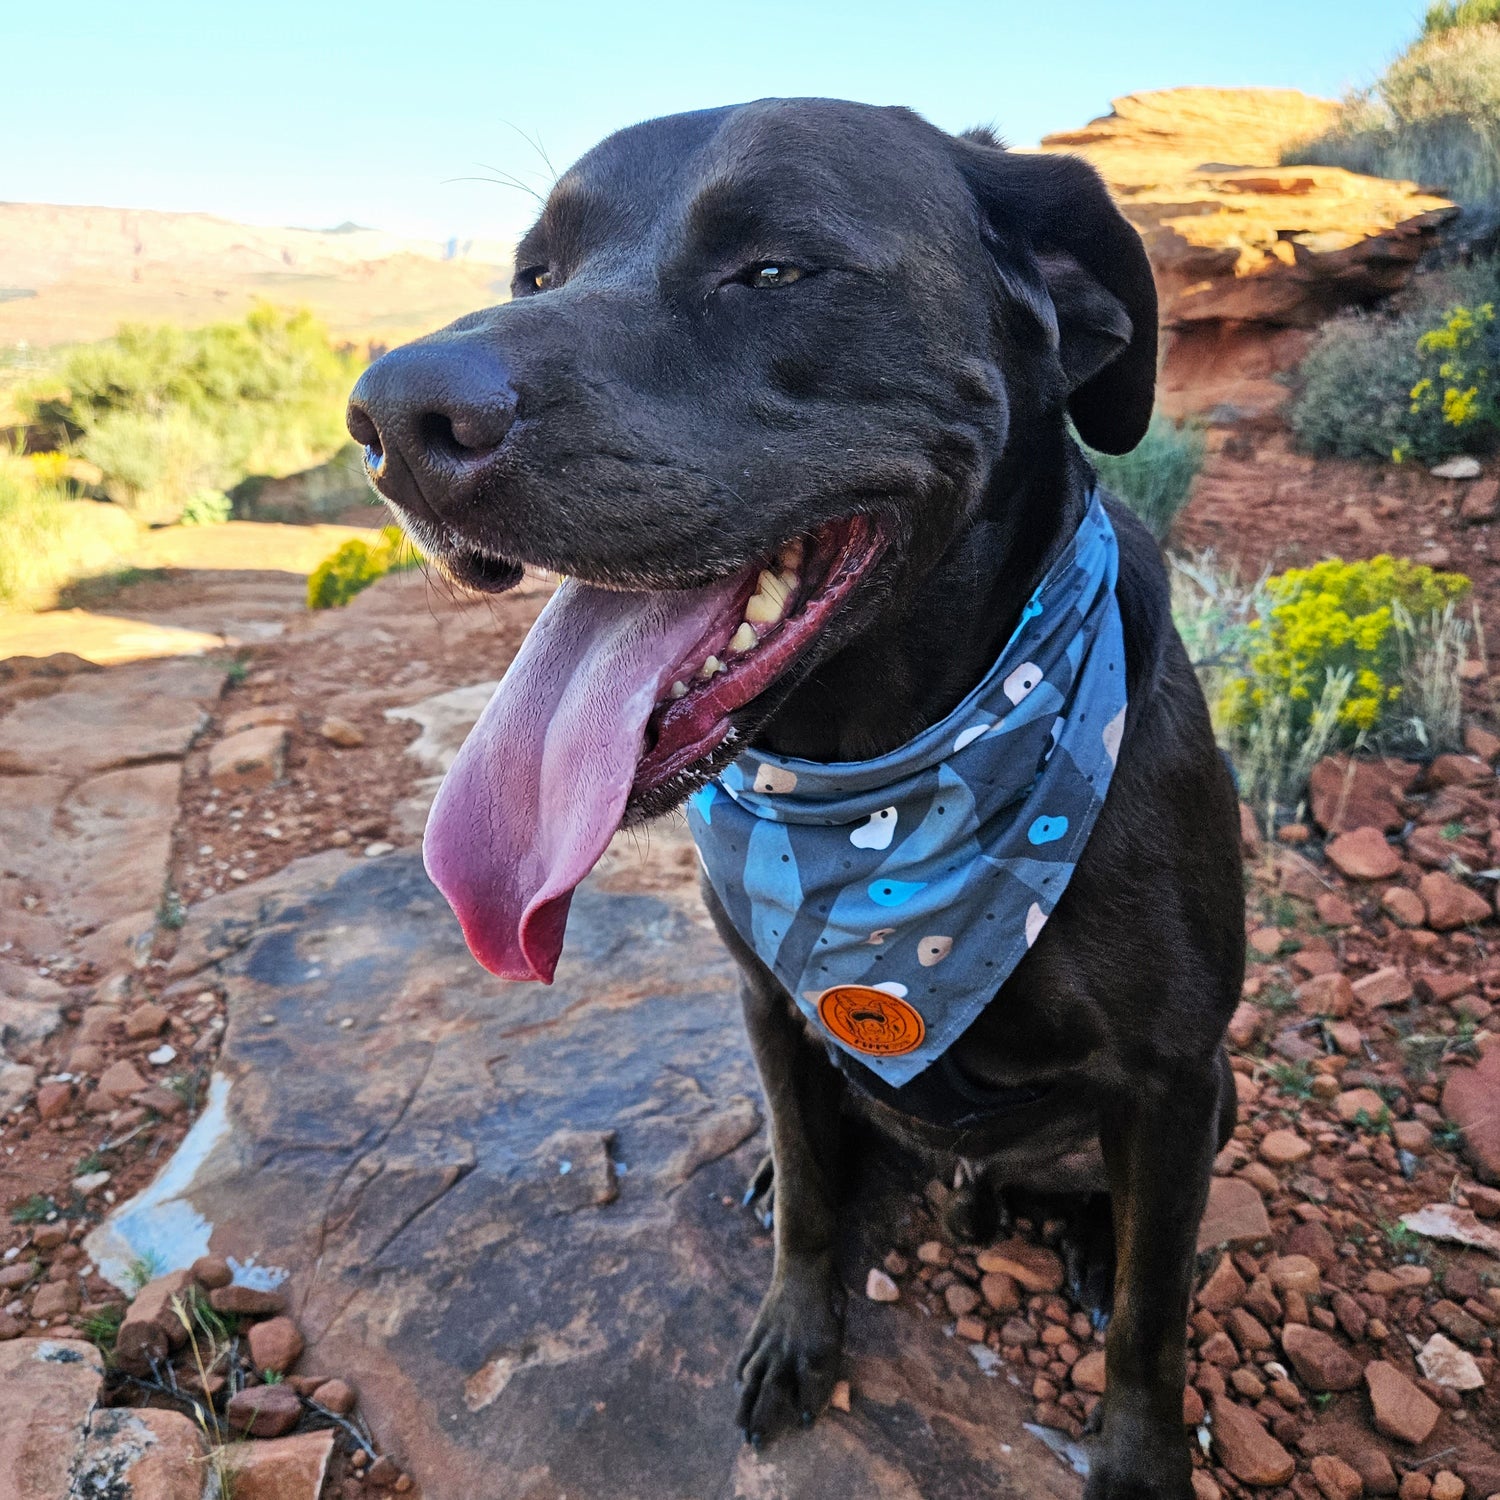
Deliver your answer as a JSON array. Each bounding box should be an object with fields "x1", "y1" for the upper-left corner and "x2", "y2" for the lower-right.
[
  {"x1": 1326, "y1": 827, "x2": 1400, "y2": 880},
  {"x1": 1209, "y1": 1394, "x2": 1295, "y2": 1485},
  {"x1": 1365, "y1": 1360, "x2": 1440, "y2": 1445},
  {"x1": 1281, "y1": 1323, "x2": 1362, "y2": 1391}
]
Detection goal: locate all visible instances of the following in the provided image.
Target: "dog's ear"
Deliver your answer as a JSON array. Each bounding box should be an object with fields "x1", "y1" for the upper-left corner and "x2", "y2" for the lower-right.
[{"x1": 953, "y1": 138, "x2": 1158, "y2": 455}]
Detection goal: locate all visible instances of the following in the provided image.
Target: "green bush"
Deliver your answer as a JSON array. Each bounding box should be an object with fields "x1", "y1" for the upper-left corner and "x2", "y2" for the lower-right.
[
  {"x1": 0, "y1": 449, "x2": 137, "y2": 609},
  {"x1": 177, "y1": 489, "x2": 232, "y2": 526},
  {"x1": 1284, "y1": 22, "x2": 1500, "y2": 212},
  {"x1": 306, "y1": 525, "x2": 419, "y2": 609},
  {"x1": 1173, "y1": 553, "x2": 1475, "y2": 808},
  {"x1": 22, "y1": 305, "x2": 363, "y2": 523},
  {"x1": 1423, "y1": 0, "x2": 1500, "y2": 37},
  {"x1": 1288, "y1": 260, "x2": 1500, "y2": 463},
  {"x1": 1086, "y1": 415, "x2": 1205, "y2": 539}
]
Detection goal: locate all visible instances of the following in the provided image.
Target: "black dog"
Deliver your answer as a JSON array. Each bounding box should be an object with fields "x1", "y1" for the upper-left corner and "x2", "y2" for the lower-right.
[{"x1": 348, "y1": 98, "x2": 1243, "y2": 1499}]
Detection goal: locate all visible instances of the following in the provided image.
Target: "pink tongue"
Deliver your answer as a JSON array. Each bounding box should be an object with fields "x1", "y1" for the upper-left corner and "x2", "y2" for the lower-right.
[{"x1": 423, "y1": 574, "x2": 742, "y2": 981}]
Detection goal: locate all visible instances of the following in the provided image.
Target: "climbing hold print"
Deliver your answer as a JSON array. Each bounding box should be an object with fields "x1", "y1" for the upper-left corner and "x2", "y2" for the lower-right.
[
  {"x1": 1027, "y1": 815, "x2": 1069, "y2": 846},
  {"x1": 753, "y1": 763, "x2": 799, "y2": 794},
  {"x1": 1003, "y1": 661, "x2": 1043, "y2": 705},
  {"x1": 916, "y1": 935, "x2": 953, "y2": 967},
  {"x1": 850, "y1": 806, "x2": 898, "y2": 850},
  {"x1": 868, "y1": 878, "x2": 927, "y2": 907}
]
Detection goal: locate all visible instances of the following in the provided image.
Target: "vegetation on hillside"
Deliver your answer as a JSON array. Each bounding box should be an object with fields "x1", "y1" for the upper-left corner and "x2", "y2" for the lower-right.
[
  {"x1": 1287, "y1": 257, "x2": 1500, "y2": 464},
  {"x1": 306, "y1": 526, "x2": 420, "y2": 609},
  {"x1": 0, "y1": 448, "x2": 136, "y2": 608},
  {"x1": 20, "y1": 304, "x2": 362, "y2": 523},
  {"x1": 1284, "y1": 13, "x2": 1500, "y2": 213},
  {"x1": 1086, "y1": 415, "x2": 1205, "y2": 540}
]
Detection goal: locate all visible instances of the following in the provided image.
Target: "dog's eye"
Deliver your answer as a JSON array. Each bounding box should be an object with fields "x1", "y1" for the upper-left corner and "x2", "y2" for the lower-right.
[
  {"x1": 517, "y1": 266, "x2": 553, "y2": 293},
  {"x1": 747, "y1": 263, "x2": 804, "y2": 290}
]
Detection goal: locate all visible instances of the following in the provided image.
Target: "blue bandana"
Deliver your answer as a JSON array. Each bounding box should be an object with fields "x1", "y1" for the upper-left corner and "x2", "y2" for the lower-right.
[{"x1": 686, "y1": 494, "x2": 1127, "y2": 1087}]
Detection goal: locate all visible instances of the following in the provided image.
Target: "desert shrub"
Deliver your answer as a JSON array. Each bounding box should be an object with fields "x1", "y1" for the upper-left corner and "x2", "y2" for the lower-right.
[
  {"x1": 1423, "y1": 1, "x2": 1500, "y2": 40},
  {"x1": 0, "y1": 448, "x2": 137, "y2": 608},
  {"x1": 1087, "y1": 415, "x2": 1205, "y2": 539},
  {"x1": 22, "y1": 305, "x2": 363, "y2": 523},
  {"x1": 1284, "y1": 22, "x2": 1500, "y2": 213},
  {"x1": 1288, "y1": 261, "x2": 1500, "y2": 463},
  {"x1": 177, "y1": 489, "x2": 232, "y2": 526},
  {"x1": 306, "y1": 525, "x2": 419, "y2": 609},
  {"x1": 1407, "y1": 300, "x2": 1500, "y2": 453},
  {"x1": 1172, "y1": 554, "x2": 1474, "y2": 806}
]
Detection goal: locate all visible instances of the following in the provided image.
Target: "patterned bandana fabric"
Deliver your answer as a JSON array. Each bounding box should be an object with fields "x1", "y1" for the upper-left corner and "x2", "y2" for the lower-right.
[{"x1": 686, "y1": 493, "x2": 1128, "y2": 1087}]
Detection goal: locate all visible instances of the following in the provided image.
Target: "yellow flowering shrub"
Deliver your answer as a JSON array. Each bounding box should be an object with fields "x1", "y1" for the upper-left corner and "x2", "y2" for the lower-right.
[
  {"x1": 307, "y1": 525, "x2": 419, "y2": 609},
  {"x1": 1224, "y1": 556, "x2": 1471, "y2": 741},
  {"x1": 1408, "y1": 302, "x2": 1498, "y2": 450}
]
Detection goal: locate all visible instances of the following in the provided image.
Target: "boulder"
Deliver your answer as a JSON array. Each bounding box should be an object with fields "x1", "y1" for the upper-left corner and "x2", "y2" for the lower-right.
[
  {"x1": 0, "y1": 1339, "x2": 105, "y2": 1498},
  {"x1": 70, "y1": 1408, "x2": 205, "y2": 1500},
  {"x1": 226, "y1": 1381, "x2": 302, "y2": 1438}
]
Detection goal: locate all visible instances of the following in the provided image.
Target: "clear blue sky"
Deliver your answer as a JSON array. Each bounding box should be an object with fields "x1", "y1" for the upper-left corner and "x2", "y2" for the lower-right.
[{"x1": 3, "y1": 0, "x2": 1430, "y2": 246}]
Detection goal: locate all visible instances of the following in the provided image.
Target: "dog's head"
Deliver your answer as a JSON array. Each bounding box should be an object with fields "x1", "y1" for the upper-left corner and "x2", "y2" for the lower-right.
[{"x1": 348, "y1": 99, "x2": 1156, "y2": 980}]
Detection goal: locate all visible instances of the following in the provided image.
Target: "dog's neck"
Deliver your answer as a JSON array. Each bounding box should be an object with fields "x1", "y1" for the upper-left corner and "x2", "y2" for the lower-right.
[{"x1": 756, "y1": 433, "x2": 1094, "y2": 764}]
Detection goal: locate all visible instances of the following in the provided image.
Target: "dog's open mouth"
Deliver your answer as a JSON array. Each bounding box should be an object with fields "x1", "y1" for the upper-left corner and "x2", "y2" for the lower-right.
[{"x1": 422, "y1": 514, "x2": 887, "y2": 982}]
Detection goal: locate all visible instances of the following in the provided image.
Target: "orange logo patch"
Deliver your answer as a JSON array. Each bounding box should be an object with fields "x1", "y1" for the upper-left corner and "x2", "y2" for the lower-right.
[{"x1": 816, "y1": 985, "x2": 926, "y2": 1058}]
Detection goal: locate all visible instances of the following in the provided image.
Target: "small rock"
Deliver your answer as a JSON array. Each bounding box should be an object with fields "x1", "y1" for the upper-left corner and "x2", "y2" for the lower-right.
[
  {"x1": 35, "y1": 1081, "x2": 73, "y2": 1121},
  {"x1": 1335, "y1": 1088, "x2": 1387, "y2": 1125},
  {"x1": 975, "y1": 1238, "x2": 1065, "y2": 1294},
  {"x1": 829, "y1": 1379, "x2": 851, "y2": 1413},
  {"x1": 248, "y1": 1315, "x2": 305, "y2": 1374},
  {"x1": 123, "y1": 1003, "x2": 169, "y2": 1040},
  {"x1": 1267, "y1": 1255, "x2": 1321, "y2": 1296},
  {"x1": 1310, "y1": 1454, "x2": 1365, "y2": 1500},
  {"x1": 1442, "y1": 1049, "x2": 1500, "y2": 1183},
  {"x1": 226, "y1": 1430, "x2": 336, "y2": 1500},
  {"x1": 1071, "y1": 1349, "x2": 1107, "y2": 1393},
  {"x1": 71, "y1": 1171, "x2": 110, "y2": 1195},
  {"x1": 1198, "y1": 1256, "x2": 1248, "y2": 1315},
  {"x1": 1392, "y1": 1119, "x2": 1432, "y2": 1155},
  {"x1": 1458, "y1": 477, "x2": 1500, "y2": 524},
  {"x1": 1197, "y1": 1177, "x2": 1271, "y2": 1252},
  {"x1": 363, "y1": 841, "x2": 395, "y2": 858},
  {"x1": 1297, "y1": 973, "x2": 1355, "y2": 1018},
  {"x1": 865, "y1": 1268, "x2": 899, "y2": 1302},
  {"x1": 208, "y1": 726, "x2": 289, "y2": 792},
  {"x1": 1365, "y1": 1359, "x2": 1441, "y2": 1444},
  {"x1": 980, "y1": 1271, "x2": 1020, "y2": 1312},
  {"x1": 1282, "y1": 1323, "x2": 1362, "y2": 1391},
  {"x1": 32, "y1": 1280, "x2": 79, "y2": 1319},
  {"x1": 1308, "y1": 757, "x2": 1416, "y2": 835},
  {"x1": 311, "y1": 1377, "x2": 355, "y2": 1415},
  {"x1": 1418, "y1": 1332, "x2": 1484, "y2": 1391},
  {"x1": 1431, "y1": 456, "x2": 1482, "y2": 480},
  {"x1": 1326, "y1": 827, "x2": 1401, "y2": 881},
  {"x1": 1352, "y1": 966, "x2": 1414, "y2": 1010},
  {"x1": 210, "y1": 1285, "x2": 287, "y2": 1317},
  {"x1": 318, "y1": 716, "x2": 365, "y2": 748},
  {"x1": 1227, "y1": 1002, "x2": 1264, "y2": 1047},
  {"x1": 1419, "y1": 872, "x2": 1491, "y2": 931},
  {"x1": 225, "y1": 1381, "x2": 302, "y2": 1438},
  {"x1": 1260, "y1": 1130, "x2": 1312, "y2": 1167},
  {"x1": 1316, "y1": 892, "x2": 1358, "y2": 927},
  {"x1": 96, "y1": 1058, "x2": 147, "y2": 1101},
  {"x1": 1382, "y1": 886, "x2": 1428, "y2": 928},
  {"x1": 190, "y1": 1255, "x2": 232, "y2": 1290},
  {"x1": 1191, "y1": 1474, "x2": 1221, "y2": 1500},
  {"x1": 1209, "y1": 1394, "x2": 1295, "y2": 1485},
  {"x1": 1428, "y1": 752, "x2": 1491, "y2": 789}
]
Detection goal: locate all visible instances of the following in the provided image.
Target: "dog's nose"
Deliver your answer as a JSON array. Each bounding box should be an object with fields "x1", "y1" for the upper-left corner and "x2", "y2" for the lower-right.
[{"x1": 346, "y1": 339, "x2": 517, "y2": 515}]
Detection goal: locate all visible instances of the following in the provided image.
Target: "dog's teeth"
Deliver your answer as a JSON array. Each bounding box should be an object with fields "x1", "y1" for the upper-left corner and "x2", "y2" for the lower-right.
[
  {"x1": 729, "y1": 622, "x2": 758, "y2": 653},
  {"x1": 669, "y1": 680, "x2": 688, "y2": 699},
  {"x1": 745, "y1": 569, "x2": 791, "y2": 625},
  {"x1": 697, "y1": 655, "x2": 725, "y2": 679},
  {"x1": 778, "y1": 538, "x2": 804, "y2": 571}
]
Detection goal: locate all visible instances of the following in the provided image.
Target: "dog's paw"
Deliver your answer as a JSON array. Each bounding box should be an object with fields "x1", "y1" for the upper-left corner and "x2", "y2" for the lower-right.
[
  {"x1": 735, "y1": 1271, "x2": 845, "y2": 1444},
  {"x1": 742, "y1": 1154, "x2": 775, "y2": 1231},
  {"x1": 1083, "y1": 1464, "x2": 1192, "y2": 1500},
  {"x1": 1083, "y1": 1430, "x2": 1192, "y2": 1500}
]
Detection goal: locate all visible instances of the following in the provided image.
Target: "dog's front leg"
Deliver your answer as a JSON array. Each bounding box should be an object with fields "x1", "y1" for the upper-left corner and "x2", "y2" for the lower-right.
[
  {"x1": 1086, "y1": 1066, "x2": 1220, "y2": 1500},
  {"x1": 720, "y1": 930, "x2": 847, "y2": 1444}
]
